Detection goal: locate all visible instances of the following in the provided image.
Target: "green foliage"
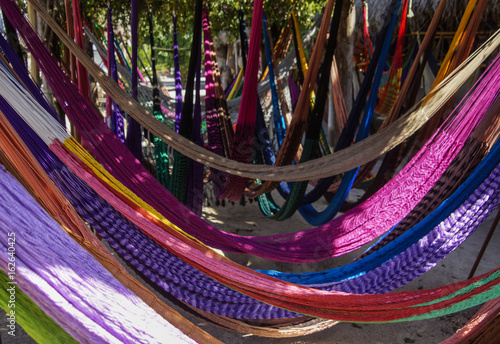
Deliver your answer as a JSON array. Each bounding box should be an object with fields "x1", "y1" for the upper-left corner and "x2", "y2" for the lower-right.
[
  {"x1": 80, "y1": 0, "x2": 324, "y2": 43},
  {"x1": 77, "y1": 0, "x2": 324, "y2": 80}
]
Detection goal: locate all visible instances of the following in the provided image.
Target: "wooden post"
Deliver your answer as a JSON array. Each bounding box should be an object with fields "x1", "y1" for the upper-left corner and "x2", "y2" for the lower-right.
[
  {"x1": 27, "y1": 2, "x2": 40, "y2": 85},
  {"x1": 64, "y1": 0, "x2": 77, "y2": 82}
]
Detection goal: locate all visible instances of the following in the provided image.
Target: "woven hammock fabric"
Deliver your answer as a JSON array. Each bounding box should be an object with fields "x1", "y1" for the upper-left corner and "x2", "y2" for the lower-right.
[
  {"x1": 253, "y1": 0, "x2": 344, "y2": 221},
  {"x1": 1, "y1": 0, "x2": 500, "y2": 266},
  {"x1": 260, "y1": 137, "x2": 500, "y2": 286},
  {"x1": 149, "y1": 7, "x2": 170, "y2": 189},
  {"x1": 218, "y1": 0, "x2": 263, "y2": 202},
  {"x1": 263, "y1": 12, "x2": 286, "y2": 147},
  {"x1": 173, "y1": 15, "x2": 183, "y2": 133},
  {"x1": 0, "y1": 165, "x2": 195, "y2": 344},
  {"x1": 374, "y1": 0, "x2": 408, "y2": 115},
  {"x1": 47, "y1": 140, "x2": 500, "y2": 322},
  {"x1": 126, "y1": 0, "x2": 143, "y2": 161},
  {"x1": 70, "y1": 0, "x2": 90, "y2": 100},
  {"x1": 0, "y1": 96, "x2": 236, "y2": 341},
  {"x1": 106, "y1": 5, "x2": 125, "y2": 142},
  {"x1": 2, "y1": 0, "x2": 500, "y2": 336},
  {"x1": 246, "y1": 0, "x2": 336, "y2": 199},
  {"x1": 0, "y1": 270, "x2": 77, "y2": 343},
  {"x1": 0, "y1": 84, "x2": 301, "y2": 323},
  {"x1": 39, "y1": 84, "x2": 500, "y2": 293},
  {"x1": 203, "y1": 6, "x2": 231, "y2": 197},
  {"x1": 186, "y1": 35, "x2": 204, "y2": 216},
  {"x1": 169, "y1": 0, "x2": 203, "y2": 207},
  {"x1": 357, "y1": 0, "x2": 485, "y2": 208},
  {"x1": 1, "y1": 34, "x2": 500, "y2": 325},
  {"x1": 0, "y1": 120, "x2": 219, "y2": 344},
  {"x1": 51, "y1": 126, "x2": 500, "y2": 310},
  {"x1": 0, "y1": 35, "x2": 60, "y2": 124},
  {"x1": 338, "y1": 0, "x2": 449, "y2": 208},
  {"x1": 21, "y1": 0, "x2": 500, "y2": 182},
  {"x1": 2, "y1": 0, "x2": 500, "y2": 263},
  {"x1": 0, "y1": 58, "x2": 219, "y2": 343},
  {"x1": 358, "y1": 138, "x2": 487, "y2": 258},
  {"x1": 295, "y1": 0, "x2": 401, "y2": 225},
  {"x1": 0, "y1": 63, "x2": 496, "y2": 324}
]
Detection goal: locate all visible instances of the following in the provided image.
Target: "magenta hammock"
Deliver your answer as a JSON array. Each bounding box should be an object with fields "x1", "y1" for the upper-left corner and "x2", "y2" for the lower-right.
[{"x1": 0, "y1": 0, "x2": 497, "y2": 263}]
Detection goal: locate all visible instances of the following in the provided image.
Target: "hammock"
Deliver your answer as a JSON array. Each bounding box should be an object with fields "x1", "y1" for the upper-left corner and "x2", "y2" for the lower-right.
[
  {"x1": 14, "y1": 99, "x2": 496, "y2": 338},
  {"x1": 169, "y1": 0, "x2": 203, "y2": 211},
  {"x1": 339, "y1": 0, "x2": 451, "y2": 210},
  {"x1": 217, "y1": 0, "x2": 264, "y2": 202},
  {"x1": 291, "y1": 11, "x2": 307, "y2": 85},
  {"x1": 359, "y1": 97, "x2": 500, "y2": 259},
  {"x1": 259, "y1": 129, "x2": 500, "y2": 285},
  {"x1": 70, "y1": 0, "x2": 90, "y2": 101},
  {"x1": 27, "y1": 0, "x2": 499, "y2": 183},
  {"x1": 1, "y1": 82, "x2": 498, "y2": 324},
  {"x1": 53, "y1": 99, "x2": 500, "y2": 293},
  {"x1": 364, "y1": 0, "x2": 489, "y2": 204},
  {"x1": 3, "y1": 0, "x2": 500, "y2": 259},
  {"x1": 203, "y1": 6, "x2": 232, "y2": 197},
  {"x1": 0, "y1": 78, "x2": 331, "y2": 335},
  {"x1": 147, "y1": 5, "x2": 170, "y2": 188},
  {"x1": 0, "y1": 270, "x2": 77, "y2": 343},
  {"x1": 125, "y1": 0, "x2": 142, "y2": 161},
  {"x1": 0, "y1": 75, "x2": 434, "y2": 337},
  {"x1": 295, "y1": 0, "x2": 403, "y2": 225},
  {"x1": 0, "y1": 76, "x2": 219, "y2": 344},
  {"x1": 40, "y1": 135, "x2": 500, "y2": 322},
  {"x1": 4, "y1": 0, "x2": 500, "y2": 264},
  {"x1": 265, "y1": 15, "x2": 292, "y2": 130},
  {"x1": 0, "y1": 165, "x2": 196, "y2": 343},
  {"x1": 2, "y1": 11, "x2": 500, "y2": 330},
  {"x1": 263, "y1": 12, "x2": 286, "y2": 147},
  {"x1": 374, "y1": 0, "x2": 409, "y2": 115},
  {"x1": 2, "y1": 0, "x2": 500, "y2": 338},
  {"x1": 253, "y1": 0, "x2": 344, "y2": 221},
  {"x1": 1, "y1": 47, "x2": 500, "y2": 324},
  {"x1": 244, "y1": 0, "x2": 335, "y2": 199},
  {"x1": 106, "y1": 4, "x2": 126, "y2": 142},
  {"x1": 171, "y1": 15, "x2": 184, "y2": 133},
  {"x1": 0, "y1": 79, "x2": 294, "y2": 337}
]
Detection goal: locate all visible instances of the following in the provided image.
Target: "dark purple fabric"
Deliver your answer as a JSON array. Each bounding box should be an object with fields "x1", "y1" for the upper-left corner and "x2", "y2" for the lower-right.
[
  {"x1": 3, "y1": 0, "x2": 500, "y2": 266},
  {"x1": 186, "y1": 39, "x2": 204, "y2": 215},
  {"x1": 126, "y1": 0, "x2": 143, "y2": 160},
  {"x1": 107, "y1": 6, "x2": 125, "y2": 143},
  {"x1": 173, "y1": 15, "x2": 183, "y2": 133}
]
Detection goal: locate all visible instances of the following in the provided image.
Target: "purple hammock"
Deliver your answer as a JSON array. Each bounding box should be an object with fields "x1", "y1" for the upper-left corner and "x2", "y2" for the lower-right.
[
  {"x1": 0, "y1": 0, "x2": 497, "y2": 264},
  {"x1": 0, "y1": 45, "x2": 499, "y2": 320},
  {"x1": 0, "y1": 165, "x2": 195, "y2": 343}
]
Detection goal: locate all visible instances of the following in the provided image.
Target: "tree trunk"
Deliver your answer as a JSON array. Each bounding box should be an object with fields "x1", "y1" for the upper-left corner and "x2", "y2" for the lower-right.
[{"x1": 337, "y1": 0, "x2": 355, "y2": 115}]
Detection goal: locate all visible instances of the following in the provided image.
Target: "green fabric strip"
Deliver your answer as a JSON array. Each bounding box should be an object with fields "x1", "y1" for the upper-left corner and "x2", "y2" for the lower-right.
[{"x1": 0, "y1": 269, "x2": 77, "y2": 344}]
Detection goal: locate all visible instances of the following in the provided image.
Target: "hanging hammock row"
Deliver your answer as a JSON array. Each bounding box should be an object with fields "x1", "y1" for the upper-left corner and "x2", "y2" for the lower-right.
[{"x1": 0, "y1": 0, "x2": 499, "y2": 342}]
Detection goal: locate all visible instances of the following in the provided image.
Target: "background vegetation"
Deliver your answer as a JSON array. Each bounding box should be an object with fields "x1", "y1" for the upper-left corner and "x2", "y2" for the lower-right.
[{"x1": 79, "y1": 0, "x2": 325, "y2": 77}]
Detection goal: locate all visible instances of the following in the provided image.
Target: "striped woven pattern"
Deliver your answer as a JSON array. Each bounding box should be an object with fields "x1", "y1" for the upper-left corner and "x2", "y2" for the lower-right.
[
  {"x1": 0, "y1": 165, "x2": 194, "y2": 343},
  {"x1": 0, "y1": 2, "x2": 498, "y2": 266}
]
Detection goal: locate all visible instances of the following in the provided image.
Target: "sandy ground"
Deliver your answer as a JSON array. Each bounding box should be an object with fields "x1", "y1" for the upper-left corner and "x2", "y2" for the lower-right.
[{"x1": 1, "y1": 189, "x2": 499, "y2": 343}]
